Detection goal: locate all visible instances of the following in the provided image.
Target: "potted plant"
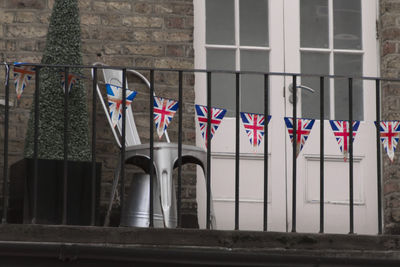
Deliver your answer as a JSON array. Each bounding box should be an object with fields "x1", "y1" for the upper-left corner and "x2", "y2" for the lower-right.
[{"x1": 9, "y1": 0, "x2": 100, "y2": 225}]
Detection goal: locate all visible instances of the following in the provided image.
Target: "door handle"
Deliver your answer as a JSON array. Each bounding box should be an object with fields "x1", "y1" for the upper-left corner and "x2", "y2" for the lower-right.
[
  {"x1": 288, "y1": 83, "x2": 315, "y2": 93},
  {"x1": 288, "y1": 83, "x2": 315, "y2": 104}
]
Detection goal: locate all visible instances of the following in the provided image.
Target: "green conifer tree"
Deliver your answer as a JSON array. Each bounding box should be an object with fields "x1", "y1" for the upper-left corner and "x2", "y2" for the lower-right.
[{"x1": 24, "y1": 0, "x2": 91, "y2": 161}]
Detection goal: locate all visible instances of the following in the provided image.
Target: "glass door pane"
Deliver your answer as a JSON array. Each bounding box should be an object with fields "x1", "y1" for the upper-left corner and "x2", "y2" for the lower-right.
[
  {"x1": 239, "y1": 0, "x2": 269, "y2": 46},
  {"x1": 206, "y1": 0, "x2": 235, "y2": 45},
  {"x1": 300, "y1": 0, "x2": 329, "y2": 48},
  {"x1": 300, "y1": 51, "x2": 330, "y2": 119},
  {"x1": 333, "y1": 0, "x2": 362, "y2": 49},
  {"x1": 240, "y1": 50, "x2": 269, "y2": 114},
  {"x1": 207, "y1": 49, "x2": 236, "y2": 116},
  {"x1": 334, "y1": 53, "x2": 363, "y2": 120}
]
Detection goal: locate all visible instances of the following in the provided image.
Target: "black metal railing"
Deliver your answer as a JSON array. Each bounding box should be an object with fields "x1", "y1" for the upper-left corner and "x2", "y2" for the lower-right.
[{"x1": 0, "y1": 62, "x2": 393, "y2": 234}]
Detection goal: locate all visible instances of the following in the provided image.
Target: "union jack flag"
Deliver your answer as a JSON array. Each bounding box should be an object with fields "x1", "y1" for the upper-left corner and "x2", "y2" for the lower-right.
[
  {"x1": 61, "y1": 72, "x2": 83, "y2": 93},
  {"x1": 376, "y1": 120, "x2": 400, "y2": 162},
  {"x1": 106, "y1": 83, "x2": 137, "y2": 128},
  {"x1": 284, "y1": 117, "x2": 315, "y2": 157},
  {"x1": 240, "y1": 112, "x2": 271, "y2": 147},
  {"x1": 195, "y1": 104, "x2": 226, "y2": 147},
  {"x1": 14, "y1": 63, "x2": 35, "y2": 99},
  {"x1": 329, "y1": 120, "x2": 360, "y2": 161},
  {"x1": 153, "y1": 96, "x2": 179, "y2": 139}
]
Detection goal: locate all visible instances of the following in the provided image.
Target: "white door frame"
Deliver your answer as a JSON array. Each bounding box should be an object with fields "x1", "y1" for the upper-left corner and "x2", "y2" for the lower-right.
[{"x1": 193, "y1": 0, "x2": 380, "y2": 233}]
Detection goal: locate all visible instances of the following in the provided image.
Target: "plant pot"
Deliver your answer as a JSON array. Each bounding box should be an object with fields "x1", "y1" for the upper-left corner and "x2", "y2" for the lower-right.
[{"x1": 8, "y1": 158, "x2": 101, "y2": 225}]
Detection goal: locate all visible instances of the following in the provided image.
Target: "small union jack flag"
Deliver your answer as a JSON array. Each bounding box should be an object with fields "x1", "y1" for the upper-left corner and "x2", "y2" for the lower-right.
[
  {"x1": 195, "y1": 104, "x2": 226, "y2": 147},
  {"x1": 106, "y1": 83, "x2": 137, "y2": 128},
  {"x1": 61, "y1": 72, "x2": 83, "y2": 93},
  {"x1": 14, "y1": 63, "x2": 35, "y2": 99},
  {"x1": 329, "y1": 120, "x2": 360, "y2": 161},
  {"x1": 153, "y1": 96, "x2": 179, "y2": 139},
  {"x1": 240, "y1": 112, "x2": 271, "y2": 147},
  {"x1": 376, "y1": 120, "x2": 400, "y2": 162},
  {"x1": 284, "y1": 117, "x2": 315, "y2": 157}
]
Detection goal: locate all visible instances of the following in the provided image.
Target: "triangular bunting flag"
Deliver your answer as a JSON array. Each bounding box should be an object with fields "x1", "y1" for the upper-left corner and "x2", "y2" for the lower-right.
[
  {"x1": 14, "y1": 63, "x2": 35, "y2": 99},
  {"x1": 153, "y1": 96, "x2": 179, "y2": 139},
  {"x1": 195, "y1": 104, "x2": 226, "y2": 147},
  {"x1": 329, "y1": 120, "x2": 360, "y2": 161},
  {"x1": 284, "y1": 117, "x2": 315, "y2": 157},
  {"x1": 61, "y1": 72, "x2": 83, "y2": 93},
  {"x1": 240, "y1": 112, "x2": 271, "y2": 147},
  {"x1": 376, "y1": 120, "x2": 400, "y2": 162},
  {"x1": 106, "y1": 83, "x2": 137, "y2": 128}
]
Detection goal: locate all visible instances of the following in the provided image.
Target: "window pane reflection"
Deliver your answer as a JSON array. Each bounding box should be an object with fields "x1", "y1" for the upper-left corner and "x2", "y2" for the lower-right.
[
  {"x1": 334, "y1": 53, "x2": 363, "y2": 120},
  {"x1": 206, "y1": 0, "x2": 235, "y2": 45},
  {"x1": 207, "y1": 49, "x2": 236, "y2": 116},
  {"x1": 301, "y1": 52, "x2": 330, "y2": 119},
  {"x1": 240, "y1": 0, "x2": 269, "y2": 46},
  {"x1": 240, "y1": 50, "x2": 269, "y2": 114},
  {"x1": 333, "y1": 0, "x2": 362, "y2": 49},
  {"x1": 300, "y1": 0, "x2": 329, "y2": 48}
]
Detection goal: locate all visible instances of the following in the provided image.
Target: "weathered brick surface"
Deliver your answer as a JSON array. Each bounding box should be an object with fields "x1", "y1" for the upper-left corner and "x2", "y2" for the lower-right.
[
  {"x1": 0, "y1": 0, "x2": 197, "y2": 223},
  {"x1": 380, "y1": 0, "x2": 400, "y2": 234},
  {"x1": 6, "y1": 0, "x2": 46, "y2": 9}
]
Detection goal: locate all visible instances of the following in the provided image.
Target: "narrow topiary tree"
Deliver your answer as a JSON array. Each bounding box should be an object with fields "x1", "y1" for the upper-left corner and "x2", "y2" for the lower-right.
[{"x1": 24, "y1": 0, "x2": 91, "y2": 161}]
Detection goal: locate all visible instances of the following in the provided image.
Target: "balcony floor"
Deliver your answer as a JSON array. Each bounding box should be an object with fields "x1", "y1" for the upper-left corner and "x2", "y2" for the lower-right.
[{"x1": 0, "y1": 224, "x2": 399, "y2": 266}]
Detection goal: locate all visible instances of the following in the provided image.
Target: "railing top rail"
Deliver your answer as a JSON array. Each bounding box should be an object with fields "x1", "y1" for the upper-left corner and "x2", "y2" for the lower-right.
[{"x1": 2, "y1": 62, "x2": 399, "y2": 82}]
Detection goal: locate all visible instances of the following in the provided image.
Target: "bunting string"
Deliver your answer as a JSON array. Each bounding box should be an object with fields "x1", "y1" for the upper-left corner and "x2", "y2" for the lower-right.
[{"x1": 7, "y1": 63, "x2": 400, "y2": 158}]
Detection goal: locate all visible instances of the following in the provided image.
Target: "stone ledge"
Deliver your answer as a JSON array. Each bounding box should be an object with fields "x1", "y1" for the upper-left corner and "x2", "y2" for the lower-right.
[
  {"x1": 0, "y1": 225, "x2": 399, "y2": 266},
  {"x1": 0, "y1": 240, "x2": 398, "y2": 267},
  {"x1": 0, "y1": 224, "x2": 400, "y2": 255}
]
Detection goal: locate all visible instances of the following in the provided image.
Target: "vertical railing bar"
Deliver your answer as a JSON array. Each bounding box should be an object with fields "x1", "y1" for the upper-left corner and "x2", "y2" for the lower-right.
[
  {"x1": 349, "y1": 77, "x2": 354, "y2": 234},
  {"x1": 206, "y1": 71, "x2": 211, "y2": 230},
  {"x1": 375, "y1": 79, "x2": 382, "y2": 234},
  {"x1": 177, "y1": 70, "x2": 183, "y2": 228},
  {"x1": 62, "y1": 67, "x2": 69, "y2": 225},
  {"x1": 2, "y1": 64, "x2": 10, "y2": 224},
  {"x1": 91, "y1": 67, "x2": 97, "y2": 226},
  {"x1": 31, "y1": 66, "x2": 40, "y2": 224},
  {"x1": 263, "y1": 74, "x2": 269, "y2": 231},
  {"x1": 319, "y1": 76, "x2": 325, "y2": 233},
  {"x1": 291, "y1": 75, "x2": 297, "y2": 233},
  {"x1": 120, "y1": 68, "x2": 127, "y2": 224},
  {"x1": 149, "y1": 70, "x2": 154, "y2": 228},
  {"x1": 235, "y1": 72, "x2": 240, "y2": 230}
]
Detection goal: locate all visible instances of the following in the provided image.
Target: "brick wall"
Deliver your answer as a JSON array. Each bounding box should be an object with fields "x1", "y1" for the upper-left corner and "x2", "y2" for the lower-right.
[
  {"x1": 0, "y1": 0, "x2": 198, "y2": 225},
  {"x1": 380, "y1": 0, "x2": 400, "y2": 234}
]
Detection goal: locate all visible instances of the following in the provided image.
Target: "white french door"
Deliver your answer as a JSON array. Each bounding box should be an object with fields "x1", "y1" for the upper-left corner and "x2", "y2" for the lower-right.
[
  {"x1": 284, "y1": 0, "x2": 379, "y2": 234},
  {"x1": 194, "y1": 0, "x2": 379, "y2": 234}
]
